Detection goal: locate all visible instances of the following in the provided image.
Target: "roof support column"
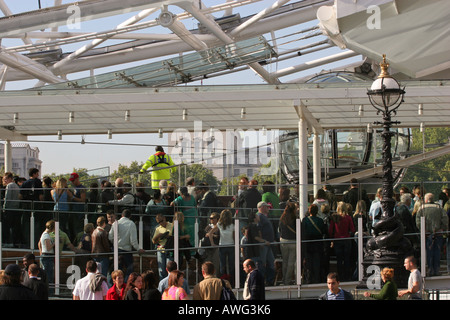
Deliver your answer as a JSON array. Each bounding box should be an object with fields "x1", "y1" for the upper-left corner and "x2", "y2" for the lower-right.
[
  {"x1": 4, "y1": 139, "x2": 12, "y2": 173},
  {"x1": 313, "y1": 128, "x2": 321, "y2": 197},
  {"x1": 298, "y1": 114, "x2": 308, "y2": 220},
  {"x1": 295, "y1": 99, "x2": 321, "y2": 219},
  {"x1": 0, "y1": 65, "x2": 8, "y2": 90}
]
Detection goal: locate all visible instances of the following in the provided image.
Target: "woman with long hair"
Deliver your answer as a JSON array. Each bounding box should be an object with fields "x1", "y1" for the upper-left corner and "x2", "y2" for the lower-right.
[
  {"x1": 164, "y1": 182, "x2": 178, "y2": 209},
  {"x1": 51, "y1": 178, "x2": 72, "y2": 211},
  {"x1": 329, "y1": 201, "x2": 355, "y2": 281},
  {"x1": 216, "y1": 209, "x2": 235, "y2": 283},
  {"x1": 162, "y1": 270, "x2": 188, "y2": 300},
  {"x1": 353, "y1": 200, "x2": 369, "y2": 235},
  {"x1": 302, "y1": 204, "x2": 327, "y2": 284},
  {"x1": 123, "y1": 272, "x2": 143, "y2": 300},
  {"x1": 38, "y1": 220, "x2": 56, "y2": 285},
  {"x1": 279, "y1": 202, "x2": 298, "y2": 285},
  {"x1": 142, "y1": 270, "x2": 162, "y2": 300},
  {"x1": 173, "y1": 211, "x2": 187, "y2": 238},
  {"x1": 51, "y1": 178, "x2": 73, "y2": 234},
  {"x1": 173, "y1": 211, "x2": 192, "y2": 264}
]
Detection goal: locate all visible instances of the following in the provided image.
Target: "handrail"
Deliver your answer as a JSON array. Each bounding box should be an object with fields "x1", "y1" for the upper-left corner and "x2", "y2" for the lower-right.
[{"x1": 1, "y1": 180, "x2": 449, "y2": 299}]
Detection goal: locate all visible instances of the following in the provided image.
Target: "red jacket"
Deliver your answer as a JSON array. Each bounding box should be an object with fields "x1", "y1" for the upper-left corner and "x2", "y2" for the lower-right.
[
  {"x1": 329, "y1": 215, "x2": 355, "y2": 238},
  {"x1": 106, "y1": 284, "x2": 125, "y2": 300}
]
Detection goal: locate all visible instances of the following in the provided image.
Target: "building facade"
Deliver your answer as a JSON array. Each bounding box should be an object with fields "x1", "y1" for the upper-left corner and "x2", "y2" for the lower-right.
[
  {"x1": 168, "y1": 129, "x2": 274, "y2": 181},
  {"x1": 0, "y1": 143, "x2": 42, "y2": 177}
]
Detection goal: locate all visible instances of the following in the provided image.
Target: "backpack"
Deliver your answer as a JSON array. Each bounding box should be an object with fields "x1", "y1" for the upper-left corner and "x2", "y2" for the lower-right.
[
  {"x1": 220, "y1": 279, "x2": 236, "y2": 301},
  {"x1": 122, "y1": 194, "x2": 146, "y2": 214},
  {"x1": 132, "y1": 194, "x2": 146, "y2": 214}
]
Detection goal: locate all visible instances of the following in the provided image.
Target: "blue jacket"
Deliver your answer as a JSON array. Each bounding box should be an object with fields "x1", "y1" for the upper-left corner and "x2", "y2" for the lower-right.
[{"x1": 247, "y1": 269, "x2": 265, "y2": 300}]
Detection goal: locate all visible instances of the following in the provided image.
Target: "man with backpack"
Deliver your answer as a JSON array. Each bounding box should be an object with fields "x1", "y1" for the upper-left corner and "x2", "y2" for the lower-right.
[
  {"x1": 106, "y1": 183, "x2": 141, "y2": 214},
  {"x1": 193, "y1": 261, "x2": 234, "y2": 300},
  {"x1": 139, "y1": 146, "x2": 175, "y2": 190}
]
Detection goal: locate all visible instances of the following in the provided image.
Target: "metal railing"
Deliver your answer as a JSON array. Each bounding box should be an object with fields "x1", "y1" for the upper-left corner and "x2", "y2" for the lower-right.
[{"x1": 1, "y1": 180, "x2": 449, "y2": 299}]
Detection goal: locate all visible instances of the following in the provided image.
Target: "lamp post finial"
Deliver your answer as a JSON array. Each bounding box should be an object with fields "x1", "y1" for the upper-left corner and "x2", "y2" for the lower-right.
[{"x1": 378, "y1": 54, "x2": 390, "y2": 78}]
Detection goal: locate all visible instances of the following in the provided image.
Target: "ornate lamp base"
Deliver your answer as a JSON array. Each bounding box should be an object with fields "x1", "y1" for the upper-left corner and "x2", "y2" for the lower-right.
[{"x1": 357, "y1": 211, "x2": 414, "y2": 289}]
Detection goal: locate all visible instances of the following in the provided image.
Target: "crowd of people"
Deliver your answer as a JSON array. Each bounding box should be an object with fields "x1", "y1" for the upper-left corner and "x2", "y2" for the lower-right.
[
  {"x1": 0, "y1": 254, "x2": 423, "y2": 300},
  {"x1": 0, "y1": 254, "x2": 264, "y2": 301},
  {"x1": 1, "y1": 160, "x2": 449, "y2": 300}
]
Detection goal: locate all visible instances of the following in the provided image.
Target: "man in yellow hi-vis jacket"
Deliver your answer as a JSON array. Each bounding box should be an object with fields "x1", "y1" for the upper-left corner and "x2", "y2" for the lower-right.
[{"x1": 140, "y1": 146, "x2": 175, "y2": 190}]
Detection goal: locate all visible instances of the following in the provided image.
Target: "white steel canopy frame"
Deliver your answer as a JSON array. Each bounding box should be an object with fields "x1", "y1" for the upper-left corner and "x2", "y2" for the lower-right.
[{"x1": 0, "y1": 0, "x2": 448, "y2": 224}]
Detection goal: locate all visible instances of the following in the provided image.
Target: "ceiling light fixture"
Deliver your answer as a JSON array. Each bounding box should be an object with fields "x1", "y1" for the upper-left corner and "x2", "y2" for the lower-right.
[
  {"x1": 358, "y1": 105, "x2": 364, "y2": 117},
  {"x1": 241, "y1": 107, "x2": 246, "y2": 119}
]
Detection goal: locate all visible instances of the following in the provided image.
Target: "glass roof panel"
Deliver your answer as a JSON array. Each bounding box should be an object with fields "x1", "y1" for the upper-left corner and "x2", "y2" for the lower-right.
[
  {"x1": 306, "y1": 71, "x2": 372, "y2": 83},
  {"x1": 38, "y1": 36, "x2": 277, "y2": 90}
]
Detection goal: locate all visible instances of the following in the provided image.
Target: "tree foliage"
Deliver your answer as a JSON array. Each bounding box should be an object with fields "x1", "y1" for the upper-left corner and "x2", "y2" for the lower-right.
[
  {"x1": 110, "y1": 161, "x2": 148, "y2": 185},
  {"x1": 252, "y1": 160, "x2": 287, "y2": 186},
  {"x1": 171, "y1": 163, "x2": 220, "y2": 191},
  {"x1": 43, "y1": 168, "x2": 91, "y2": 185}
]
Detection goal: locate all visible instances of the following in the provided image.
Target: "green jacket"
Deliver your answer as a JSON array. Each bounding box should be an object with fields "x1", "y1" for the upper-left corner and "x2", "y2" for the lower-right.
[{"x1": 370, "y1": 280, "x2": 398, "y2": 300}]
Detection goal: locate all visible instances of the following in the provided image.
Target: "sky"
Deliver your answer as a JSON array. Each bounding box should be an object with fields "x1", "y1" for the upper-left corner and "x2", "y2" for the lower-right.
[
  {"x1": 28, "y1": 133, "x2": 165, "y2": 176},
  {"x1": 2, "y1": 0, "x2": 360, "y2": 176}
]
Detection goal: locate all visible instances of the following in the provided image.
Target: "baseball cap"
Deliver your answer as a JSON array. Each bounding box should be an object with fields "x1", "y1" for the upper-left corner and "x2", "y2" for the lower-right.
[
  {"x1": 4, "y1": 264, "x2": 21, "y2": 276},
  {"x1": 69, "y1": 172, "x2": 79, "y2": 181},
  {"x1": 257, "y1": 201, "x2": 269, "y2": 208}
]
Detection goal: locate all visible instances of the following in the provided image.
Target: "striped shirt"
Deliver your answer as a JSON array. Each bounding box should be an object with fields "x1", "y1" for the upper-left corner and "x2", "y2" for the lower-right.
[{"x1": 326, "y1": 288, "x2": 345, "y2": 300}]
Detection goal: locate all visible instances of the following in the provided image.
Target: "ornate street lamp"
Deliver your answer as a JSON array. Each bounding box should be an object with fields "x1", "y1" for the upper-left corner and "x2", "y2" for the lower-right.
[
  {"x1": 367, "y1": 54, "x2": 405, "y2": 114},
  {"x1": 359, "y1": 55, "x2": 412, "y2": 289},
  {"x1": 367, "y1": 54, "x2": 405, "y2": 220}
]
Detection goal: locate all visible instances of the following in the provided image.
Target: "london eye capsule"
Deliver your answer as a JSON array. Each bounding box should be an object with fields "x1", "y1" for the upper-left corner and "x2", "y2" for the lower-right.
[{"x1": 278, "y1": 72, "x2": 412, "y2": 194}]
